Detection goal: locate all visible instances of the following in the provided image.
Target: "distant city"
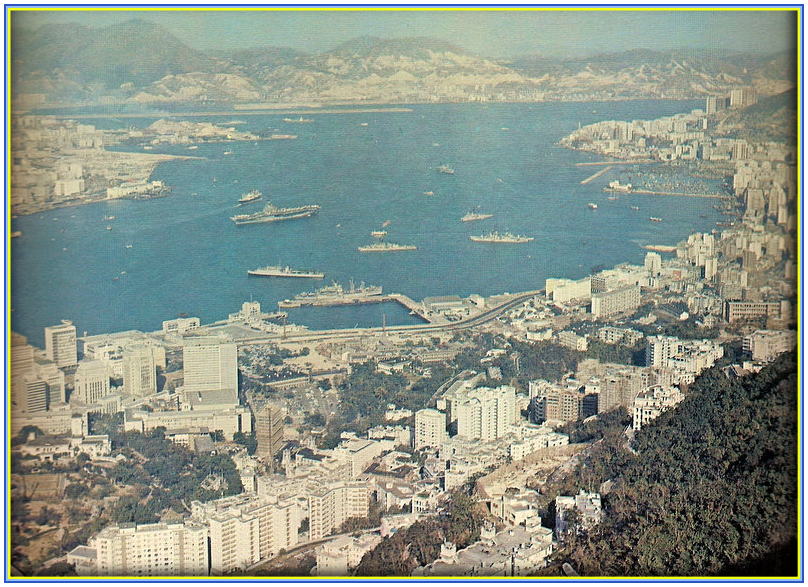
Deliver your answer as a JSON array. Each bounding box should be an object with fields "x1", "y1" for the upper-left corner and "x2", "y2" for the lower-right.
[{"x1": 8, "y1": 10, "x2": 800, "y2": 580}]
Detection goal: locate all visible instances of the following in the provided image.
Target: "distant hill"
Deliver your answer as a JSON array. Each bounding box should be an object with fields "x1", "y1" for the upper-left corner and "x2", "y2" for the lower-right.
[
  {"x1": 11, "y1": 19, "x2": 219, "y2": 92},
  {"x1": 9, "y1": 19, "x2": 798, "y2": 108}
]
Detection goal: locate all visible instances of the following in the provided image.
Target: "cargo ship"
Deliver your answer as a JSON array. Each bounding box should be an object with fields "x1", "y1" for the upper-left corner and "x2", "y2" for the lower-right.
[
  {"x1": 231, "y1": 202, "x2": 320, "y2": 225},
  {"x1": 470, "y1": 231, "x2": 534, "y2": 243},
  {"x1": 248, "y1": 266, "x2": 324, "y2": 278},
  {"x1": 358, "y1": 242, "x2": 417, "y2": 252}
]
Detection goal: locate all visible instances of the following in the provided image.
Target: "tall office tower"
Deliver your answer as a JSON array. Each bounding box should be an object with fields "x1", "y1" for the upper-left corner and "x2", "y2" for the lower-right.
[
  {"x1": 73, "y1": 360, "x2": 111, "y2": 404},
  {"x1": 95, "y1": 522, "x2": 209, "y2": 577},
  {"x1": 44, "y1": 320, "x2": 77, "y2": 368},
  {"x1": 18, "y1": 372, "x2": 49, "y2": 413},
  {"x1": 122, "y1": 345, "x2": 157, "y2": 397},
  {"x1": 255, "y1": 404, "x2": 284, "y2": 461},
  {"x1": 414, "y1": 408, "x2": 448, "y2": 449},
  {"x1": 37, "y1": 362, "x2": 66, "y2": 406},
  {"x1": 182, "y1": 337, "x2": 238, "y2": 393}
]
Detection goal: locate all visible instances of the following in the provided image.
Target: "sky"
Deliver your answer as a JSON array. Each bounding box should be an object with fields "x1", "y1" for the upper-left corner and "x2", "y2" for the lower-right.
[{"x1": 10, "y1": 7, "x2": 798, "y2": 58}]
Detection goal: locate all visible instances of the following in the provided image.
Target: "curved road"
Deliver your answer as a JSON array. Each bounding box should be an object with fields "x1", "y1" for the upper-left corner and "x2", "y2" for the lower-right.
[{"x1": 234, "y1": 289, "x2": 544, "y2": 346}]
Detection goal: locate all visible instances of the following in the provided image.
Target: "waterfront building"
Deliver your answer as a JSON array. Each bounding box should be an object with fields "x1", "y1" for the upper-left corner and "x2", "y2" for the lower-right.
[
  {"x1": 591, "y1": 285, "x2": 641, "y2": 319},
  {"x1": 632, "y1": 385, "x2": 684, "y2": 430},
  {"x1": 255, "y1": 403, "x2": 284, "y2": 461},
  {"x1": 182, "y1": 336, "x2": 238, "y2": 394},
  {"x1": 72, "y1": 360, "x2": 111, "y2": 405},
  {"x1": 743, "y1": 329, "x2": 798, "y2": 362},
  {"x1": 414, "y1": 408, "x2": 448, "y2": 449},
  {"x1": 545, "y1": 277, "x2": 592, "y2": 302},
  {"x1": 95, "y1": 522, "x2": 209, "y2": 577},
  {"x1": 44, "y1": 320, "x2": 77, "y2": 368},
  {"x1": 162, "y1": 317, "x2": 200, "y2": 335}
]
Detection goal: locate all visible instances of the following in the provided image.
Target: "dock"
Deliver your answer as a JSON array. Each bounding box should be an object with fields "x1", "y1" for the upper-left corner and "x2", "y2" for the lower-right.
[
  {"x1": 580, "y1": 165, "x2": 613, "y2": 185},
  {"x1": 630, "y1": 189, "x2": 724, "y2": 199}
]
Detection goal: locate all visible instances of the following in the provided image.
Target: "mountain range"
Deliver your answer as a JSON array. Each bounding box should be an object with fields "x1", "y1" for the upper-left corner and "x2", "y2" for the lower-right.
[{"x1": 10, "y1": 19, "x2": 797, "y2": 108}]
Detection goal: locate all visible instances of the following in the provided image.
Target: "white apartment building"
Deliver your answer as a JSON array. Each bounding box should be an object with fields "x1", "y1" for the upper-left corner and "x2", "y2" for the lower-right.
[
  {"x1": 743, "y1": 330, "x2": 797, "y2": 362},
  {"x1": 632, "y1": 385, "x2": 684, "y2": 430},
  {"x1": 557, "y1": 330, "x2": 588, "y2": 352},
  {"x1": 182, "y1": 337, "x2": 238, "y2": 393},
  {"x1": 309, "y1": 481, "x2": 369, "y2": 541},
  {"x1": 591, "y1": 285, "x2": 641, "y2": 319},
  {"x1": 545, "y1": 277, "x2": 592, "y2": 302},
  {"x1": 95, "y1": 522, "x2": 209, "y2": 576},
  {"x1": 597, "y1": 326, "x2": 644, "y2": 346},
  {"x1": 454, "y1": 386, "x2": 517, "y2": 441},
  {"x1": 197, "y1": 494, "x2": 300, "y2": 576},
  {"x1": 414, "y1": 408, "x2": 448, "y2": 449},
  {"x1": 44, "y1": 320, "x2": 77, "y2": 368},
  {"x1": 333, "y1": 438, "x2": 384, "y2": 478},
  {"x1": 73, "y1": 360, "x2": 111, "y2": 405}
]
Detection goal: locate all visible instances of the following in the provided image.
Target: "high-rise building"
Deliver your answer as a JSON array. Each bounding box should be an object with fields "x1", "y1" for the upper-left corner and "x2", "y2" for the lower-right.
[
  {"x1": 95, "y1": 522, "x2": 209, "y2": 576},
  {"x1": 255, "y1": 404, "x2": 284, "y2": 461},
  {"x1": 414, "y1": 408, "x2": 448, "y2": 449},
  {"x1": 73, "y1": 360, "x2": 111, "y2": 404},
  {"x1": 194, "y1": 495, "x2": 299, "y2": 575},
  {"x1": 454, "y1": 386, "x2": 517, "y2": 441},
  {"x1": 590, "y1": 285, "x2": 641, "y2": 319},
  {"x1": 309, "y1": 481, "x2": 369, "y2": 541},
  {"x1": 44, "y1": 320, "x2": 77, "y2": 368},
  {"x1": 18, "y1": 372, "x2": 49, "y2": 413},
  {"x1": 122, "y1": 345, "x2": 157, "y2": 397},
  {"x1": 182, "y1": 337, "x2": 238, "y2": 394}
]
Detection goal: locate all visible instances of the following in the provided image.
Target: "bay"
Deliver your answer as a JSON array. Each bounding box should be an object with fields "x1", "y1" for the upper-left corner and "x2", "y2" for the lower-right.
[{"x1": 10, "y1": 100, "x2": 724, "y2": 348}]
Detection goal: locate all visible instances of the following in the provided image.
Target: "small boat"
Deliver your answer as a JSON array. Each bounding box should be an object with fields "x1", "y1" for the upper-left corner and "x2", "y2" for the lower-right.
[
  {"x1": 238, "y1": 190, "x2": 262, "y2": 205},
  {"x1": 188, "y1": 145, "x2": 198, "y2": 150},
  {"x1": 223, "y1": 150, "x2": 234, "y2": 156},
  {"x1": 360, "y1": 122, "x2": 369, "y2": 127},
  {"x1": 104, "y1": 215, "x2": 115, "y2": 221},
  {"x1": 371, "y1": 230, "x2": 387, "y2": 238},
  {"x1": 143, "y1": 145, "x2": 153, "y2": 150},
  {"x1": 436, "y1": 164, "x2": 455, "y2": 175},
  {"x1": 423, "y1": 191, "x2": 434, "y2": 196},
  {"x1": 10, "y1": 231, "x2": 21, "y2": 238},
  {"x1": 125, "y1": 244, "x2": 133, "y2": 249},
  {"x1": 588, "y1": 203, "x2": 598, "y2": 210},
  {"x1": 106, "y1": 226, "x2": 112, "y2": 231},
  {"x1": 630, "y1": 205, "x2": 640, "y2": 211},
  {"x1": 607, "y1": 196, "x2": 619, "y2": 201},
  {"x1": 650, "y1": 217, "x2": 663, "y2": 222}
]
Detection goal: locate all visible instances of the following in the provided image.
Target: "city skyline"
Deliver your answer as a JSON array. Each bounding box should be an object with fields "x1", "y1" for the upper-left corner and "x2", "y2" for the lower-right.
[{"x1": 11, "y1": 7, "x2": 797, "y2": 58}]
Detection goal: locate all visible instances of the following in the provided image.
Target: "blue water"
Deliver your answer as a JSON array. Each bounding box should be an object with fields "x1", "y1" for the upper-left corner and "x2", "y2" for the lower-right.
[{"x1": 10, "y1": 100, "x2": 724, "y2": 348}]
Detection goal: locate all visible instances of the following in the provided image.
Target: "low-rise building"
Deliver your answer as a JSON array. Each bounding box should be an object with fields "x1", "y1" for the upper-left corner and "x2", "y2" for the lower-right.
[
  {"x1": 632, "y1": 385, "x2": 684, "y2": 430},
  {"x1": 743, "y1": 329, "x2": 797, "y2": 361}
]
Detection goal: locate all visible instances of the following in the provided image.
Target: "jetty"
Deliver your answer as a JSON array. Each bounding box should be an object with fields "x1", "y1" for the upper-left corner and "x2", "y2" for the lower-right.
[{"x1": 580, "y1": 165, "x2": 613, "y2": 185}]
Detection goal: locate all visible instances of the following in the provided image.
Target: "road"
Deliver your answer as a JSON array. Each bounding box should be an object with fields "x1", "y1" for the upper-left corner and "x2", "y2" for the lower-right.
[{"x1": 232, "y1": 289, "x2": 544, "y2": 346}]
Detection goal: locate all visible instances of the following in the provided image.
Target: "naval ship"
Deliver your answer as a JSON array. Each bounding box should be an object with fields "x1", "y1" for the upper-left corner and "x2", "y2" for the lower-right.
[
  {"x1": 231, "y1": 202, "x2": 320, "y2": 225},
  {"x1": 358, "y1": 242, "x2": 417, "y2": 252},
  {"x1": 279, "y1": 280, "x2": 383, "y2": 308},
  {"x1": 470, "y1": 231, "x2": 534, "y2": 243},
  {"x1": 248, "y1": 266, "x2": 324, "y2": 278}
]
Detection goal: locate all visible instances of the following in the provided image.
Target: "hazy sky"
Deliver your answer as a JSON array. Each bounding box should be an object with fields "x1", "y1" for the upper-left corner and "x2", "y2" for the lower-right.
[{"x1": 11, "y1": 7, "x2": 797, "y2": 58}]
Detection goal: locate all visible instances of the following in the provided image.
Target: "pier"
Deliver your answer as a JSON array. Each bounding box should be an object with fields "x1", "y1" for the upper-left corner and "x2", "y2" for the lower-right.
[
  {"x1": 580, "y1": 165, "x2": 613, "y2": 185},
  {"x1": 630, "y1": 189, "x2": 724, "y2": 199}
]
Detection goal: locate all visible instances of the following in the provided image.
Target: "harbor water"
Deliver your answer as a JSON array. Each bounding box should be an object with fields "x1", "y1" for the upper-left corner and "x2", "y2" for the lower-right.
[{"x1": 10, "y1": 100, "x2": 724, "y2": 347}]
